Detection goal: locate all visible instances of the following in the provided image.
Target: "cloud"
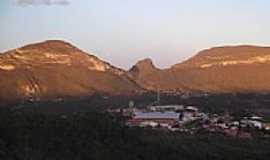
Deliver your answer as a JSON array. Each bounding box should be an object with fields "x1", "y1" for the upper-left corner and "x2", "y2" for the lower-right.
[{"x1": 17, "y1": 0, "x2": 70, "y2": 6}]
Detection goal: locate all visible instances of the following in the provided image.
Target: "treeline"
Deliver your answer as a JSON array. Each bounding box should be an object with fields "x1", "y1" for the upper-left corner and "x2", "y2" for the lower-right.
[
  {"x1": 3, "y1": 93, "x2": 270, "y2": 115},
  {"x1": 0, "y1": 93, "x2": 157, "y2": 113},
  {"x1": 0, "y1": 110, "x2": 270, "y2": 160}
]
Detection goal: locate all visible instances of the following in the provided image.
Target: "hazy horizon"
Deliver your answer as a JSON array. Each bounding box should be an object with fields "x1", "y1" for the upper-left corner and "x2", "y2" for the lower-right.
[{"x1": 1, "y1": 0, "x2": 270, "y2": 69}]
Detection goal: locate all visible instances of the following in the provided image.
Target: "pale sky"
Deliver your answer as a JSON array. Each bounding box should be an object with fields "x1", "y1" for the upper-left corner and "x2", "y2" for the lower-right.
[{"x1": 1, "y1": 0, "x2": 270, "y2": 69}]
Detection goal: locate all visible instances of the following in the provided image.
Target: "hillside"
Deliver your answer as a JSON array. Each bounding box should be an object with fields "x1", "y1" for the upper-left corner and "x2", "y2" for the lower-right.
[
  {"x1": 0, "y1": 40, "x2": 141, "y2": 104},
  {"x1": 129, "y1": 46, "x2": 270, "y2": 93}
]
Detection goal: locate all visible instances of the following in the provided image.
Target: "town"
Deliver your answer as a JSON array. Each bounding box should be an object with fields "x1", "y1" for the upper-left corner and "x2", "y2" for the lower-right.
[{"x1": 108, "y1": 104, "x2": 270, "y2": 139}]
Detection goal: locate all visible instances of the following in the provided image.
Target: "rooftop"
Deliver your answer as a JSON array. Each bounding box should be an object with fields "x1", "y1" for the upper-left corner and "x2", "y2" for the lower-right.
[{"x1": 134, "y1": 111, "x2": 180, "y2": 120}]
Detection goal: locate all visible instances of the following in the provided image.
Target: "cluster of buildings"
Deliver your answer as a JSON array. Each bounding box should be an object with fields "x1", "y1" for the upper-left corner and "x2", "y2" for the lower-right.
[
  {"x1": 201, "y1": 114, "x2": 270, "y2": 138},
  {"x1": 108, "y1": 104, "x2": 270, "y2": 138},
  {"x1": 125, "y1": 105, "x2": 207, "y2": 130},
  {"x1": 109, "y1": 105, "x2": 206, "y2": 130}
]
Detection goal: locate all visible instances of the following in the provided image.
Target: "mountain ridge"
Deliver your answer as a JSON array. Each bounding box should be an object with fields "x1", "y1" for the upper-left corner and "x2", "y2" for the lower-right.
[
  {"x1": 172, "y1": 45, "x2": 270, "y2": 69},
  {"x1": 129, "y1": 45, "x2": 270, "y2": 93}
]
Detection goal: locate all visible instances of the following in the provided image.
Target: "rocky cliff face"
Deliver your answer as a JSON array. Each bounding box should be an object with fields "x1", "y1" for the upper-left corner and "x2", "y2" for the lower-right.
[
  {"x1": 0, "y1": 40, "x2": 141, "y2": 104},
  {"x1": 129, "y1": 46, "x2": 270, "y2": 93},
  {"x1": 128, "y1": 58, "x2": 187, "y2": 91}
]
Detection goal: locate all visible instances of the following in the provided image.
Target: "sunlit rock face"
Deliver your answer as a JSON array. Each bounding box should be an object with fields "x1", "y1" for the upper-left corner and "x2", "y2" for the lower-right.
[
  {"x1": 0, "y1": 40, "x2": 141, "y2": 104},
  {"x1": 0, "y1": 64, "x2": 15, "y2": 71},
  {"x1": 130, "y1": 46, "x2": 270, "y2": 93},
  {"x1": 198, "y1": 55, "x2": 270, "y2": 68},
  {"x1": 173, "y1": 45, "x2": 270, "y2": 69}
]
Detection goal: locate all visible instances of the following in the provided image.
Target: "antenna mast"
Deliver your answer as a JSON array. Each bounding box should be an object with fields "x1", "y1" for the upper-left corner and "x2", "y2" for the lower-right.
[{"x1": 157, "y1": 86, "x2": 160, "y2": 105}]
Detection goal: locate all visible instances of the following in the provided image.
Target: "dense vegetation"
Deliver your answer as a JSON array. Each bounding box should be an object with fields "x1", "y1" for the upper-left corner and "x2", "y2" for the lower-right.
[
  {"x1": 4, "y1": 93, "x2": 270, "y2": 114},
  {"x1": 0, "y1": 109, "x2": 270, "y2": 160}
]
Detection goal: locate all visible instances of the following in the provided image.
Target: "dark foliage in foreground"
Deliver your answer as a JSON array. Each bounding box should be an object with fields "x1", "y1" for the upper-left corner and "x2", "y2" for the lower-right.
[
  {"x1": 4, "y1": 93, "x2": 270, "y2": 115},
  {"x1": 0, "y1": 110, "x2": 270, "y2": 160}
]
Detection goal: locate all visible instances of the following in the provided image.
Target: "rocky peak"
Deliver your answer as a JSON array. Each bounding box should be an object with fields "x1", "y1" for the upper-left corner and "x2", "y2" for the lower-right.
[
  {"x1": 128, "y1": 58, "x2": 160, "y2": 84},
  {"x1": 130, "y1": 58, "x2": 157, "y2": 71}
]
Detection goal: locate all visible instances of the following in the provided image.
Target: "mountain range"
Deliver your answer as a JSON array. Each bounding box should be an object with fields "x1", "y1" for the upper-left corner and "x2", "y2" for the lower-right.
[{"x1": 1, "y1": 40, "x2": 270, "y2": 104}]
